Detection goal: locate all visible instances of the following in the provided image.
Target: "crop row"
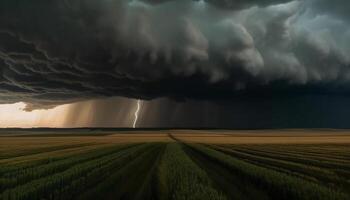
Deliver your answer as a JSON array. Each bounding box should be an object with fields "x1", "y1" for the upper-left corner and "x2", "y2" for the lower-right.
[
  {"x1": 78, "y1": 143, "x2": 165, "y2": 200},
  {"x1": 211, "y1": 145, "x2": 346, "y2": 187},
  {"x1": 226, "y1": 145, "x2": 350, "y2": 174},
  {"x1": 0, "y1": 145, "x2": 103, "y2": 176},
  {"x1": 188, "y1": 144, "x2": 348, "y2": 200},
  {"x1": 0, "y1": 143, "x2": 95, "y2": 160},
  {"x1": 0, "y1": 143, "x2": 153, "y2": 200},
  {"x1": 235, "y1": 144, "x2": 350, "y2": 161},
  {"x1": 223, "y1": 145, "x2": 350, "y2": 182},
  {"x1": 157, "y1": 143, "x2": 226, "y2": 200},
  {"x1": 228, "y1": 145, "x2": 350, "y2": 166},
  {"x1": 0, "y1": 144, "x2": 137, "y2": 192},
  {"x1": 2, "y1": 141, "x2": 348, "y2": 200}
]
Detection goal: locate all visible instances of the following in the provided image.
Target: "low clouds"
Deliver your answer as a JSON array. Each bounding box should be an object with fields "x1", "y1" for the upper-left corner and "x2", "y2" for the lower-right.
[{"x1": 0, "y1": 0, "x2": 350, "y2": 110}]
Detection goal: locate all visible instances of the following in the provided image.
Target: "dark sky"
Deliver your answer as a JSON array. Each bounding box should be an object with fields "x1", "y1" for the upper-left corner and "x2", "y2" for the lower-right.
[
  {"x1": 0, "y1": 0, "x2": 350, "y2": 128},
  {"x1": 58, "y1": 96, "x2": 349, "y2": 129}
]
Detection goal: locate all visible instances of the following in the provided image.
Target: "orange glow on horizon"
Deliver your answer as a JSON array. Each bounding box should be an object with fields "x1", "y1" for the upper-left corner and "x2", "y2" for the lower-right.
[
  {"x1": 0, "y1": 102, "x2": 71, "y2": 128},
  {"x1": 0, "y1": 98, "x2": 138, "y2": 128}
]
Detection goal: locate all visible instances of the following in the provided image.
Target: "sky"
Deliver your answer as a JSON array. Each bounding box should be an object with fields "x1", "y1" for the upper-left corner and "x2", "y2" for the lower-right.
[{"x1": 0, "y1": 0, "x2": 350, "y2": 128}]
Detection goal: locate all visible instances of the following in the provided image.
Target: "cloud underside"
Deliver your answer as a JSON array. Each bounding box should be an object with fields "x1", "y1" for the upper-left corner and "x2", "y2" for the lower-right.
[{"x1": 0, "y1": 0, "x2": 350, "y2": 110}]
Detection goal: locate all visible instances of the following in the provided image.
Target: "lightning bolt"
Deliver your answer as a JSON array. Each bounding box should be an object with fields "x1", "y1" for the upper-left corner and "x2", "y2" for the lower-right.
[{"x1": 133, "y1": 99, "x2": 142, "y2": 128}]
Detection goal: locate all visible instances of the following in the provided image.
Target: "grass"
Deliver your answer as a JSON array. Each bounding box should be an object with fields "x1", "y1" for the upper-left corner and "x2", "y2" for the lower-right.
[
  {"x1": 1, "y1": 131, "x2": 350, "y2": 200},
  {"x1": 157, "y1": 143, "x2": 226, "y2": 200}
]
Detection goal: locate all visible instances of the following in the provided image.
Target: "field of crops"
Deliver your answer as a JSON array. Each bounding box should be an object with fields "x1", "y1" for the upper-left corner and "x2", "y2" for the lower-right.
[{"x1": 1, "y1": 130, "x2": 350, "y2": 200}]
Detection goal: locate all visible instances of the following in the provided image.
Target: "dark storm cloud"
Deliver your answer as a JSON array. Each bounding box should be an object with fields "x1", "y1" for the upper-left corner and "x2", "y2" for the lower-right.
[
  {"x1": 0, "y1": 0, "x2": 350, "y2": 110},
  {"x1": 203, "y1": 0, "x2": 292, "y2": 10},
  {"x1": 143, "y1": 0, "x2": 292, "y2": 9}
]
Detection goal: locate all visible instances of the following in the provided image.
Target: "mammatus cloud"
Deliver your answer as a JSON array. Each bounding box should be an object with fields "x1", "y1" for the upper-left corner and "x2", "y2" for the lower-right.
[{"x1": 0, "y1": 0, "x2": 350, "y2": 110}]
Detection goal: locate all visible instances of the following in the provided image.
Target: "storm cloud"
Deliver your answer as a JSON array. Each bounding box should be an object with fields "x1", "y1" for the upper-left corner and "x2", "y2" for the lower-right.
[{"x1": 0, "y1": 0, "x2": 350, "y2": 110}]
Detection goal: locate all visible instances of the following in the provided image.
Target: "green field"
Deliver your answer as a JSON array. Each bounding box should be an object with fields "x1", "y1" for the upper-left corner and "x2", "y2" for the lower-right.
[{"x1": 1, "y1": 130, "x2": 350, "y2": 200}]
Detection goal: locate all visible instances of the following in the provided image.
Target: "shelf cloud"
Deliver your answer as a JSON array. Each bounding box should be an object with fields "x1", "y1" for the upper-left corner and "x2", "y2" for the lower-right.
[{"x1": 0, "y1": 0, "x2": 350, "y2": 111}]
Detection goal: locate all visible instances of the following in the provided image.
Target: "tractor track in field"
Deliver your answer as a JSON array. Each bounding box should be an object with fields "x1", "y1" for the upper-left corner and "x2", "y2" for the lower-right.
[
  {"x1": 81, "y1": 143, "x2": 166, "y2": 200},
  {"x1": 184, "y1": 145, "x2": 270, "y2": 200}
]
